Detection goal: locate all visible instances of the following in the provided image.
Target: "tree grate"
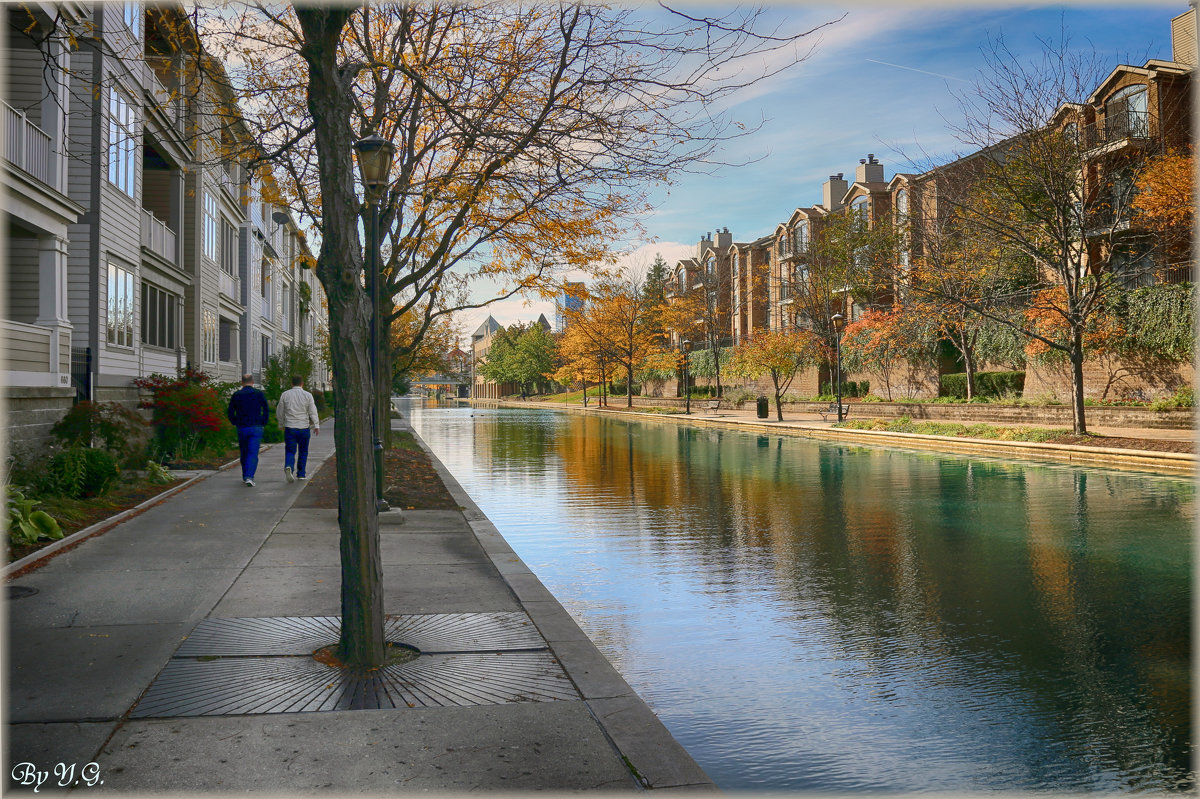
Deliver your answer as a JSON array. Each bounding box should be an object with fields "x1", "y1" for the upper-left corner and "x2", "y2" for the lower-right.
[{"x1": 132, "y1": 614, "x2": 575, "y2": 718}]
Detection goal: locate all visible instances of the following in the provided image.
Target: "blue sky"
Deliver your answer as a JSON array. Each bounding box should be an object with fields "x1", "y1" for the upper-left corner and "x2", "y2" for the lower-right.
[{"x1": 461, "y1": 3, "x2": 1184, "y2": 336}]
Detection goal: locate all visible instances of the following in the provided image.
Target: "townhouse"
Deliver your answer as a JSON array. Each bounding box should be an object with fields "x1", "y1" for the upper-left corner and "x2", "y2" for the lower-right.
[
  {"x1": 657, "y1": 9, "x2": 1193, "y2": 403},
  {"x1": 3, "y1": 3, "x2": 330, "y2": 450}
]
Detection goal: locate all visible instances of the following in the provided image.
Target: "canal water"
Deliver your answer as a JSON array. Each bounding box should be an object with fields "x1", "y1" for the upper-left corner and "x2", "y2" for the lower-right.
[{"x1": 405, "y1": 401, "x2": 1193, "y2": 793}]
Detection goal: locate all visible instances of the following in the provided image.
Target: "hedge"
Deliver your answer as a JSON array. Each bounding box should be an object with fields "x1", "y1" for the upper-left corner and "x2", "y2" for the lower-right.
[{"x1": 940, "y1": 371, "x2": 1025, "y2": 399}]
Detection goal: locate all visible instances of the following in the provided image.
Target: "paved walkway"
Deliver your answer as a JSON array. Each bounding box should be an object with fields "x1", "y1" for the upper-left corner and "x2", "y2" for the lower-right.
[
  {"x1": 561, "y1": 400, "x2": 1195, "y2": 442},
  {"x1": 6, "y1": 420, "x2": 713, "y2": 792}
]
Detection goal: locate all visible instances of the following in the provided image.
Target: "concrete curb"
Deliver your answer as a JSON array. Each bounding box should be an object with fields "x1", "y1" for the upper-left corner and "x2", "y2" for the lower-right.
[
  {"x1": 475, "y1": 399, "x2": 1194, "y2": 477},
  {"x1": 407, "y1": 424, "x2": 718, "y2": 791}
]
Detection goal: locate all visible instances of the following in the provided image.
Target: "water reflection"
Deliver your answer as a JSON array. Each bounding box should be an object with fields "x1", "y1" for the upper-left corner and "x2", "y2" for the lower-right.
[{"x1": 408, "y1": 402, "x2": 1193, "y2": 793}]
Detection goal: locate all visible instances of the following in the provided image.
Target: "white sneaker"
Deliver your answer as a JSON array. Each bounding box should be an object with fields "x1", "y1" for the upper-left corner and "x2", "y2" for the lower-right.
[
  {"x1": 244, "y1": 479, "x2": 255, "y2": 487},
  {"x1": 297, "y1": 475, "x2": 308, "y2": 481},
  {"x1": 284, "y1": 467, "x2": 295, "y2": 483}
]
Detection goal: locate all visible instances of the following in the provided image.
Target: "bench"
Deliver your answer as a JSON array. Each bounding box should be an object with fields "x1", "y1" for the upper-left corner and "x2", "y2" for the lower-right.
[
  {"x1": 704, "y1": 400, "x2": 722, "y2": 415},
  {"x1": 818, "y1": 403, "x2": 851, "y2": 422}
]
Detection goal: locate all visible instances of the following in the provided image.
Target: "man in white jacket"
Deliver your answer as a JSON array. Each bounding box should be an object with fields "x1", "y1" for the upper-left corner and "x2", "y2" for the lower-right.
[{"x1": 277, "y1": 375, "x2": 321, "y2": 482}]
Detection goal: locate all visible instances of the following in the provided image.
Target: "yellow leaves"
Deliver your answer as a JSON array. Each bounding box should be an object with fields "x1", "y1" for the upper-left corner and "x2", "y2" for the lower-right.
[{"x1": 1133, "y1": 147, "x2": 1194, "y2": 237}]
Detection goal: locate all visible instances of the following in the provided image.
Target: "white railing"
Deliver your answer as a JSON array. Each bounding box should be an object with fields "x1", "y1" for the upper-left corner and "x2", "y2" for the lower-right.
[
  {"x1": 219, "y1": 270, "x2": 240, "y2": 301},
  {"x1": 3, "y1": 100, "x2": 52, "y2": 185},
  {"x1": 141, "y1": 209, "x2": 177, "y2": 264},
  {"x1": 145, "y1": 66, "x2": 182, "y2": 128}
]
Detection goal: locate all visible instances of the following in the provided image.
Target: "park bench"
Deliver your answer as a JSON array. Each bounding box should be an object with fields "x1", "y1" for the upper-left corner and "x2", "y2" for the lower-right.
[
  {"x1": 705, "y1": 400, "x2": 721, "y2": 415},
  {"x1": 818, "y1": 403, "x2": 851, "y2": 422}
]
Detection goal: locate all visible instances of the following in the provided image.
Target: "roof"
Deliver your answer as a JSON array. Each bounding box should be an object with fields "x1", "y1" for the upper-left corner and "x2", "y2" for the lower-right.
[{"x1": 472, "y1": 315, "x2": 501, "y2": 338}]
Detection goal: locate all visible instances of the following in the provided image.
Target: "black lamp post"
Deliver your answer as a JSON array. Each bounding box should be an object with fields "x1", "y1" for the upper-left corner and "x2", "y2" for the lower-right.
[
  {"x1": 831, "y1": 313, "x2": 844, "y2": 423},
  {"x1": 354, "y1": 134, "x2": 395, "y2": 514},
  {"x1": 681, "y1": 339, "x2": 692, "y2": 414}
]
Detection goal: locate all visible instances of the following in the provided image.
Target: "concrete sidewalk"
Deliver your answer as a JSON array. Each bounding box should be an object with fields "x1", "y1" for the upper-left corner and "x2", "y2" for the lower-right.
[{"x1": 5, "y1": 420, "x2": 714, "y2": 792}]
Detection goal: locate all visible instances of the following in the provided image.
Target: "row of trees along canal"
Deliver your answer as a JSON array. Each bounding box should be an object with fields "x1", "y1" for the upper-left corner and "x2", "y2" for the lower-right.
[
  {"x1": 484, "y1": 35, "x2": 1194, "y2": 431},
  {"x1": 38, "y1": 3, "x2": 831, "y2": 668}
]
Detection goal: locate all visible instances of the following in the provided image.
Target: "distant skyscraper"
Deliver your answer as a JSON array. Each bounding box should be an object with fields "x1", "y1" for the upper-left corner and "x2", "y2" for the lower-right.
[{"x1": 555, "y1": 282, "x2": 585, "y2": 332}]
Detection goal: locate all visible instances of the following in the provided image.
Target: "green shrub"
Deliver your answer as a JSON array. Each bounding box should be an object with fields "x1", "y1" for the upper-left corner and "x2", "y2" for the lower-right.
[
  {"x1": 46, "y1": 446, "x2": 119, "y2": 498},
  {"x1": 941, "y1": 371, "x2": 1025, "y2": 399},
  {"x1": 1150, "y1": 386, "x2": 1195, "y2": 411},
  {"x1": 51, "y1": 400, "x2": 149, "y2": 467},
  {"x1": 6, "y1": 487, "x2": 63, "y2": 546}
]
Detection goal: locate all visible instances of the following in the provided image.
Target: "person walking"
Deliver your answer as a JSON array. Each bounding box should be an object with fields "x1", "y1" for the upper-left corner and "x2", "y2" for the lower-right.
[
  {"x1": 277, "y1": 375, "x2": 321, "y2": 482},
  {"x1": 227, "y1": 374, "x2": 270, "y2": 487}
]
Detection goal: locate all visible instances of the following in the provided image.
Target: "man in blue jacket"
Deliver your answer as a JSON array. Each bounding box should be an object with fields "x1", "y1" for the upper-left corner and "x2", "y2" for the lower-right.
[{"x1": 226, "y1": 374, "x2": 269, "y2": 487}]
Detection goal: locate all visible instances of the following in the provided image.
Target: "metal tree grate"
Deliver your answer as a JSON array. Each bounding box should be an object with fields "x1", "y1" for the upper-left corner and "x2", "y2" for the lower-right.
[{"x1": 132, "y1": 613, "x2": 574, "y2": 718}]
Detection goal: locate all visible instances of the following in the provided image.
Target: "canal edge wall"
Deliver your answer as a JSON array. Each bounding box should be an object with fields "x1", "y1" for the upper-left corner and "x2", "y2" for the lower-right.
[
  {"x1": 405, "y1": 422, "x2": 718, "y2": 791},
  {"x1": 469, "y1": 399, "x2": 1194, "y2": 477}
]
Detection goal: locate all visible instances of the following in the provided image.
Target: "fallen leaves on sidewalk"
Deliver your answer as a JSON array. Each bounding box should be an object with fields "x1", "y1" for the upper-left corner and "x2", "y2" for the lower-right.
[{"x1": 294, "y1": 432, "x2": 459, "y2": 510}]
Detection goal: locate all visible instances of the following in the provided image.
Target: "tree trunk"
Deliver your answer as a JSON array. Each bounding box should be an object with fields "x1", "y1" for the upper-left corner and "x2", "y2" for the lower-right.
[
  {"x1": 772, "y1": 369, "x2": 784, "y2": 421},
  {"x1": 961, "y1": 335, "x2": 976, "y2": 401},
  {"x1": 1069, "y1": 328, "x2": 1088, "y2": 435},
  {"x1": 626, "y1": 362, "x2": 634, "y2": 407},
  {"x1": 296, "y1": 6, "x2": 387, "y2": 669}
]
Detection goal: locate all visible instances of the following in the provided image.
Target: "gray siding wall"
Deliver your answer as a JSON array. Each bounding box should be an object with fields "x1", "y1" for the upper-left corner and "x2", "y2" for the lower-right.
[{"x1": 6, "y1": 228, "x2": 40, "y2": 323}]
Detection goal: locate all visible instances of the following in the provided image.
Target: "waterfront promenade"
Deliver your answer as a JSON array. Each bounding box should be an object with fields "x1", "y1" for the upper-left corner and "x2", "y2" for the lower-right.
[
  {"x1": 479, "y1": 398, "x2": 1194, "y2": 475},
  {"x1": 5, "y1": 419, "x2": 714, "y2": 792}
]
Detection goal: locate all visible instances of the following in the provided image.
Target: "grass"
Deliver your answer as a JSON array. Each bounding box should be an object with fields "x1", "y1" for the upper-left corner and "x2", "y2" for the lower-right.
[{"x1": 835, "y1": 417, "x2": 1072, "y2": 443}]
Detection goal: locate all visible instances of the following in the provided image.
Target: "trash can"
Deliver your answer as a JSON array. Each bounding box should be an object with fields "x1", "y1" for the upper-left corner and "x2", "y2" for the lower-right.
[{"x1": 756, "y1": 395, "x2": 769, "y2": 418}]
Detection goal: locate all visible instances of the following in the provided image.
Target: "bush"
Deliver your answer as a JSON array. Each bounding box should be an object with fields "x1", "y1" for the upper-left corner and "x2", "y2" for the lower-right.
[
  {"x1": 133, "y1": 369, "x2": 232, "y2": 462},
  {"x1": 51, "y1": 401, "x2": 148, "y2": 467},
  {"x1": 6, "y1": 487, "x2": 63, "y2": 546},
  {"x1": 940, "y1": 371, "x2": 1025, "y2": 399},
  {"x1": 1150, "y1": 386, "x2": 1195, "y2": 411},
  {"x1": 46, "y1": 446, "x2": 120, "y2": 498}
]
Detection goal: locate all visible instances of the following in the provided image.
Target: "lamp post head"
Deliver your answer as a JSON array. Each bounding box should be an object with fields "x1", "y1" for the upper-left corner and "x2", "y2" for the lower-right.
[
  {"x1": 353, "y1": 134, "x2": 395, "y2": 195},
  {"x1": 831, "y1": 312, "x2": 844, "y2": 331}
]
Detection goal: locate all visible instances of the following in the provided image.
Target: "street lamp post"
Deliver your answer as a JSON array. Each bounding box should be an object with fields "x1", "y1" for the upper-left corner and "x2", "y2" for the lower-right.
[
  {"x1": 831, "y1": 313, "x2": 844, "y2": 423},
  {"x1": 681, "y1": 339, "x2": 692, "y2": 414},
  {"x1": 354, "y1": 134, "x2": 396, "y2": 514}
]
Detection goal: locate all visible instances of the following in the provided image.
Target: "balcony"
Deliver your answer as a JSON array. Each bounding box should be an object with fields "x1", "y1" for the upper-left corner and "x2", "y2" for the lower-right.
[
  {"x1": 3, "y1": 100, "x2": 52, "y2": 185},
  {"x1": 141, "y1": 209, "x2": 177, "y2": 264},
  {"x1": 1083, "y1": 111, "x2": 1151, "y2": 153},
  {"x1": 219, "y1": 269, "x2": 241, "y2": 302}
]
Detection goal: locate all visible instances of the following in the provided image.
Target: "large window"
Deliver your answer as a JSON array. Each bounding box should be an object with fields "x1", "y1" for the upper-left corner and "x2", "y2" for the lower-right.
[
  {"x1": 203, "y1": 309, "x2": 217, "y2": 363},
  {"x1": 851, "y1": 196, "x2": 869, "y2": 228},
  {"x1": 221, "y1": 220, "x2": 238, "y2": 275},
  {"x1": 123, "y1": 3, "x2": 140, "y2": 38},
  {"x1": 106, "y1": 261, "x2": 135, "y2": 348},
  {"x1": 203, "y1": 192, "x2": 219, "y2": 261},
  {"x1": 894, "y1": 190, "x2": 908, "y2": 222},
  {"x1": 141, "y1": 284, "x2": 178, "y2": 350},
  {"x1": 792, "y1": 221, "x2": 808, "y2": 253},
  {"x1": 107, "y1": 88, "x2": 136, "y2": 197},
  {"x1": 1106, "y1": 85, "x2": 1149, "y2": 139}
]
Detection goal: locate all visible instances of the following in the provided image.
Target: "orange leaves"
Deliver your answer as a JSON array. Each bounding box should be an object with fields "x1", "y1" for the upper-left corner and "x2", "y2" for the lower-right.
[
  {"x1": 728, "y1": 329, "x2": 822, "y2": 381},
  {"x1": 1133, "y1": 147, "x2": 1194, "y2": 239}
]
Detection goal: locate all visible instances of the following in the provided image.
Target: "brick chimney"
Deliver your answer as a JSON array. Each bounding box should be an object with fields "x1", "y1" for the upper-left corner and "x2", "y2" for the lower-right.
[{"x1": 714, "y1": 227, "x2": 732, "y2": 251}]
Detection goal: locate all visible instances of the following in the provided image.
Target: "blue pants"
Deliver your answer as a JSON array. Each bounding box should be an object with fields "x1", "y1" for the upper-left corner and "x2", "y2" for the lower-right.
[
  {"x1": 237, "y1": 426, "x2": 264, "y2": 480},
  {"x1": 284, "y1": 427, "x2": 312, "y2": 478}
]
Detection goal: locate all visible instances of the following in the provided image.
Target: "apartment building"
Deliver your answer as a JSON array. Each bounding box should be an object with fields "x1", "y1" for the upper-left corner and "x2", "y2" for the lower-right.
[
  {"x1": 3, "y1": 3, "x2": 329, "y2": 449},
  {"x1": 730, "y1": 234, "x2": 772, "y2": 344}
]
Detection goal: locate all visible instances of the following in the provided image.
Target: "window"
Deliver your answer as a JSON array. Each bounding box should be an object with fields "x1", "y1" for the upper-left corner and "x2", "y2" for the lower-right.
[
  {"x1": 793, "y1": 221, "x2": 808, "y2": 253},
  {"x1": 281, "y1": 285, "x2": 292, "y2": 333},
  {"x1": 203, "y1": 309, "x2": 217, "y2": 363},
  {"x1": 219, "y1": 318, "x2": 235, "y2": 362},
  {"x1": 894, "y1": 190, "x2": 908, "y2": 222},
  {"x1": 106, "y1": 261, "x2": 135, "y2": 348},
  {"x1": 123, "y1": 3, "x2": 140, "y2": 38},
  {"x1": 261, "y1": 258, "x2": 271, "y2": 297},
  {"x1": 1106, "y1": 85, "x2": 1149, "y2": 139},
  {"x1": 260, "y1": 333, "x2": 271, "y2": 371},
  {"x1": 221, "y1": 220, "x2": 238, "y2": 275},
  {"x1": 203, "y1": 193, "x2": 219, "y2": 262},
  {"x1": 141, "y1": 284, "x2": 178, "y2": 349},
  {"x1": 107, "y1": 88, "x2": 136, "y2": 197},
  {"x1": 851, "y1": 196, "x2": 869, "y2": 228}
]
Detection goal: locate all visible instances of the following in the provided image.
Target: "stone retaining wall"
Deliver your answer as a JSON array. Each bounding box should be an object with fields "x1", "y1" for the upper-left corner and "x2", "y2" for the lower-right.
[{"x1": 5, "y1": 385, "x2": 75, "y2": 455}]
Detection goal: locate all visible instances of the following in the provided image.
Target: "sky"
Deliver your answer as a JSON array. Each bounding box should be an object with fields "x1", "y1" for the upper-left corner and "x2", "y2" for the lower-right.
[{"x1": 457, "y1": 2, "x2": 1185, "y2": 339}]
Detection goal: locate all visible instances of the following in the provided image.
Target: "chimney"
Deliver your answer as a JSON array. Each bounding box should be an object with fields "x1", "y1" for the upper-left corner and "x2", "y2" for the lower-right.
[
  {"x1": 715, "y1": 227, "x2": 732, "y2": 251},
  {"x1": 1172, "y1": 8, "x2": 1197, "y2": 66},
  {"x1": 823, "y1": 173, "x2": 849, "y2": 211},
  {"x1": 698, "y1": 231, "x2": 713, "y2": 259},
  {"x1": 855, "y1": 154, "x2": 885, "y2": 184}
]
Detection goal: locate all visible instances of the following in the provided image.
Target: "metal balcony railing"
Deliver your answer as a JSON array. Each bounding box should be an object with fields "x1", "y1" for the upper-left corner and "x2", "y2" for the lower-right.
[
  {"x1": 1083, "y1": 110, "x2": 1151, "y2": 150},
  {"x1": 3, "y1": 100, "x2": 52, "y2": 185}
]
